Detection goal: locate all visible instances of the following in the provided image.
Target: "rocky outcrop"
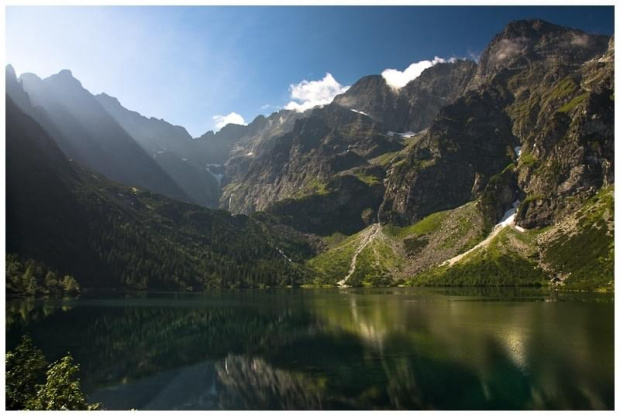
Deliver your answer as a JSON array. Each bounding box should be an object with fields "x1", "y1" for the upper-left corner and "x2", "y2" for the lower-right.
[
  {"x1": 222, "y1": 104, "x2": 403, "y2": 216},
  {"x1": 266, "y1": 172, "x2": 385, "y2": 236},
  {"x1": 192, "y1": 110, "x2": 305, "y2": 165},
  {"x1": 503, "y1": 31, "x2": 614, "y2": 227},
  {"x1": 380, "y1": 19, "x2": 612, "y2": 228},
  {"x1": 379, "y1": 84, "x2": 518, "y2": 225},
  {"x1": 333, "y1": 60, "x2": 477, "y2": 132}
]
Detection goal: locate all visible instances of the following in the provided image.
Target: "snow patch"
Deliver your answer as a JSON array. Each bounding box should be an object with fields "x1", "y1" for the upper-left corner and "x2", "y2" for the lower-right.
[
  {"x1": 495, "y1": 199, "x2": 521, "y2": 229},
  {"x1": 211, "y1": 173, "x2": 224, "y2": 185},
  {"x1": 387, "y1": 131, "x2": 418, "y2": 138},
  {"x1": 514, "y1": 146, "x2": 522, "y2": 159},
  {"x1": 351, "y1": 109, "x2": 369, "y2": 116},
  {"x1": 246, "y1": 152, "x2": 254, "y2": 157}
]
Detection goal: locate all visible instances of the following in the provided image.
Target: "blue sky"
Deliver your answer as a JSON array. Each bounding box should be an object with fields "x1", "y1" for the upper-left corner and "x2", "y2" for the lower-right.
[{"x1": 6, "y1": 6, "x2": 614, "y2": 136}]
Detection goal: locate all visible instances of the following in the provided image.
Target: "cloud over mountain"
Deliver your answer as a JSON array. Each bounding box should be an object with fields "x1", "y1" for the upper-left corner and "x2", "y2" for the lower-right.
[
  {"x1": 213, "y1": 112, "x2": 247, "y2": 130},
  {"x1": 285, "y1": 73, "x2": 350, "y2": 112},
  {"x1": 381, "y1": 56, "x2": 453, "y2": 89}
]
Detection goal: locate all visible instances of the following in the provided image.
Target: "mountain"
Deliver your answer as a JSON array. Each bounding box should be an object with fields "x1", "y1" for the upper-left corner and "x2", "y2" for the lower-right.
[
  {"x1": 333, "y1": 59, "x2": 477, "y2": 133},
  {"x1": 220, "y1": 103, "x2": 404, "y2": 234},
  {"x1": 191, "y1": 109, "x2": 307, "y2": 197},
  {"x1": 95, "y1": 93, "x2": 220, "y2": 207},
  {"x1": 6, "y1": 95, "x2": 318, "y2": 290},
  {"x1": 216, "y1": 19, "x2": 613, "y2": 289},
  {"x1": 5, "y1": 18, "x2": 614, "y2": 291},
  {"x1": 306, "y1": 19, "x2": 613, "y2": 289},
  {"x1": 380, "y1": 19, "x2": 612, "y2": 228},
  {"x1": 7, "y1": 69, "x2": 224, "y2": 207}
]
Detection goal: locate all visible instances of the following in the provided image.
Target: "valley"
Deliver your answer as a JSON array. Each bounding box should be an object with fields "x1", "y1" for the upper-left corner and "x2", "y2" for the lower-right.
[
  {"x1": 5, "y1": 18, "x2": 614, "y2": 292},
  {"x1": 4, "y1": 8, "x2": 615, "y2": 412}
]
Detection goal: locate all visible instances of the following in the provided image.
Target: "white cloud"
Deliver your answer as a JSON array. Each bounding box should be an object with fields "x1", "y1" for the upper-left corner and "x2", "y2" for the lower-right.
[
  {"x1": 494, "y1": 38, "x2": 528, "y2": 62},
  {"x1": 285, "y1": 73, "x2": 350, "y2": 112},
  {"x1": 571, "y1": 33, "x2": 591, "y2": 48},
  {"x1": 381, "y1": 56, "x2": 451, "y2": 90},
  {"x1": 213, "y1": 112, "x2": 246, "y2": 131}
]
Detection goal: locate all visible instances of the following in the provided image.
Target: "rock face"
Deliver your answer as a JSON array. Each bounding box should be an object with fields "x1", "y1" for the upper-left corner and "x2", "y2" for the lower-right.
[
  {"x1": 266, "y1": 171, "x2": 386, "y2": 236},
  {"x1": 380, "y1": 19, "x2": 613, "y2": 229},
  {"x1": 494, "y1": 23, "x2": 613, "y2": 227},
  {"x1": 379, "y1": 84, "x2": 518, "y2": 225},
  {"x1": 220, "y1": 104, "x2": 403, "y2": 222},
  {"x1": 192, "y1": 110, "x2": 305, "y2": 165},
  {"x1": 213, "y1": 19, "x2": 612, "y2": 236},
  {"x1": 470, "y1": 19, "x2": 609, "y2": 89},
  {"x1": 333, "y1": 60, "x2": 477, "y2": 132}
]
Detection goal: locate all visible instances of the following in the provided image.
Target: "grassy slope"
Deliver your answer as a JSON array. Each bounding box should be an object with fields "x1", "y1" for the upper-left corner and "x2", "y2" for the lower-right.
[
  {"x1": 307, "y1": 201, "x2": 487, "y2": 286},
  {"x1": 541, "y1": 185, "x2": 614, "y2": 290},
  {"x1": 407, "y1": 186, "x2": 614, "y2": 290},
  {"x1": 307, "y1": 186, "x2": 613, "y2": 290},
  {"x1": 408, "y1": 227, "x2": 548, "y2": 287}
]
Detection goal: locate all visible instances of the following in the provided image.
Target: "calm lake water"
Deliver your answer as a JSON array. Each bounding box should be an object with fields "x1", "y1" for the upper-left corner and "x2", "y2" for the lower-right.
[{"x1": 5, "y1": 288, "x2": 614, "y2": 410}]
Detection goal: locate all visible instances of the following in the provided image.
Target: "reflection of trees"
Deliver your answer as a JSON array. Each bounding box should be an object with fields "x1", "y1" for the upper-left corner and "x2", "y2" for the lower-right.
[
  {"x1": 6, "y1": 299, "x2": 70, "y2": 327},
  {"x1": 7, "y1": 301, "x2": 317, "y2": 393},
  {"x1": 6, "y1": 291, "x2": 614, "y2": 410}
]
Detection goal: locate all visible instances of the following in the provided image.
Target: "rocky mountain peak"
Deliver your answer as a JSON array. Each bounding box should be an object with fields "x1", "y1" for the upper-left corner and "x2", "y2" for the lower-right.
[
  {"x1": 501, "y1": 18, "x2": 567, "y2": 39},
  {"x1": 96, "y1": 92, "x2": 122, "y2": 108},
  {"x1": 6, "y1": 64, "x2": 17, "y2": 81},
  {"x1": 47, "y1": 69, "x2": 83, "y2": 89},
  {"x1": 471, "y1": 19, "x2": 610, "y2": 89},
  {"x1": 333, "y1": 60, "x2": 477, "y2": 132}
]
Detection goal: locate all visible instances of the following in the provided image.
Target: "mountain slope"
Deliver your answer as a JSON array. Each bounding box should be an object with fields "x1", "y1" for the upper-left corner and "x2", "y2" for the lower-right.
[
  {"x1": 380, "y1": 19, "x2": 612, "y2": 228},
  {"x1": 304, "y1": 20, "x2": 613, "y2": 288},
  {"x1": 12, "y1": 70, "x2": 194, "y2": 204},
  {"x1": 6, "y1": 96, "x2": 316, "y2": 290},
  {"x1": 95, "y1": 93, "x2": 221, "y2": 207},
  {"x1": 220, "y1": 104, "x2": 404, "y2": 234}
]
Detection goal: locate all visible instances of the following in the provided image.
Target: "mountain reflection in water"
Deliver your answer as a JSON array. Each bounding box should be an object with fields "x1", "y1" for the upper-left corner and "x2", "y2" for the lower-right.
[{"x1": 6, "y1": 288, "x2": 614, "y2": 410}]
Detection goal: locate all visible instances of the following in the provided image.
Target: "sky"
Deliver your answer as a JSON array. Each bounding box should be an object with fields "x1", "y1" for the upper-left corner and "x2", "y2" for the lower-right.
[{"x1": 6, "y1": 6, "x2": 614, "y2": 136}]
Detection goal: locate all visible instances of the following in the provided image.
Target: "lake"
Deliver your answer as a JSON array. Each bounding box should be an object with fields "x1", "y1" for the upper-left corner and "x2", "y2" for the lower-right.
[{"x1": 5, "y1": 288, "x2": 614, "y2": 410}]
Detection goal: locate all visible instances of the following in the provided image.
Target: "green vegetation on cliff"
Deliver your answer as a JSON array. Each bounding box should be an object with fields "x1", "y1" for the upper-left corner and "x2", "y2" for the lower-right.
[{"x1": 542, "y1": 185, "x2": 614, "y2": 290}]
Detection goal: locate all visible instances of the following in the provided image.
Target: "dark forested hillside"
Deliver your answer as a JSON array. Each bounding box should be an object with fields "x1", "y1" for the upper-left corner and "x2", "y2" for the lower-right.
[{"x1": 6, "y1": 97, "x2": 316, "y2": 290}]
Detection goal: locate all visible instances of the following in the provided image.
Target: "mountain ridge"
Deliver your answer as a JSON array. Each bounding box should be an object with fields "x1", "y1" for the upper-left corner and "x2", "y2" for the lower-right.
[{"x1": 5, "y1": 18, "x2": 614, "y2": 290}]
